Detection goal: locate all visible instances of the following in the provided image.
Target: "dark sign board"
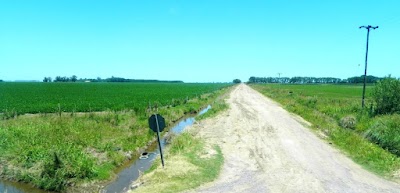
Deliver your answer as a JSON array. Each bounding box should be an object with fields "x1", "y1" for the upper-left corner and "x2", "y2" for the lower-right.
[{"x1": 148, "y1": 114, "x2": 165, "y2": 132}]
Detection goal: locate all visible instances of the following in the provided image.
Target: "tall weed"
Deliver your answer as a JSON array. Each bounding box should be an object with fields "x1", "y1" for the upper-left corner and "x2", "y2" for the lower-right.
[{"x1": 365, "y1": 115, "x2": 400, "y2": 156}]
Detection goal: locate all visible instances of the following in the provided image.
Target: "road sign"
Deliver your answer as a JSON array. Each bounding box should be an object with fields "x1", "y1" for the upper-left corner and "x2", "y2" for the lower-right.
[
  {"x1": 148, "y1": 114, "x2": 166, "y2": 168},
  {"x1": 149, "y1": 114, "x2": 165, "y2": 132}
]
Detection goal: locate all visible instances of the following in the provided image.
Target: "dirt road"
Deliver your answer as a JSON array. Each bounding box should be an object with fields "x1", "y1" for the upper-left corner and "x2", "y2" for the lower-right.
[{"x1": 188, "y1": 84, "x2": 400, "y2": 193}]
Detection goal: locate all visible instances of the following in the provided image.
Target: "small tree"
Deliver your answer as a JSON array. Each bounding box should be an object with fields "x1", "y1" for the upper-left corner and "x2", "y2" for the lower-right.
[
  {"x1": 54, "y1": 76, "x2": 61, "y2": 82},
  {"x1": 43, "y1": 77, "x2": 52, "y2": 82},
  {"x1": 233, "y1": 79, "x2": 241, "y2": 84},
  {"x1": 71, "y1": 75, "x2": 78, "y2": 82},
  {"x1": 248, "y1": 77, "x2": 256, "y2": 83},
  {"x1": 372, "y1": 77, "x2": 400, "y2": 114}
]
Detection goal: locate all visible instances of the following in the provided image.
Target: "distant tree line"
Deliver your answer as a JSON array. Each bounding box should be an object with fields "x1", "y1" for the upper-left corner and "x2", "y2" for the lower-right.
[
  {"x1": 43, "y1": 75, "x2": 183, "y2": 83},
  {"x1": 248, "y1": 75, "x2": 383, "y2": 84},
  {"x1": 0, "y1": 79, "x2": 3, "y2": 82},
  {"x1": 43, "y1": 75, "x2": 77, "y2": 82},
  {"x1": 102, "y1": 76, "x2": 183, "y2": 83},
  {"x1": 346, "y1": 75, "x2": 381, "y2": 84}
]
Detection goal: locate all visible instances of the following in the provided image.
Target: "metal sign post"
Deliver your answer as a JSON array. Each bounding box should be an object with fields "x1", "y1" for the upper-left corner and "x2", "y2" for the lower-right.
[
  {"x1": 154, "y1": 114, "x2": 165, "y2": 168},
  {"x1": 148, "y1": 114, "x2": 166, "y2": 168}
]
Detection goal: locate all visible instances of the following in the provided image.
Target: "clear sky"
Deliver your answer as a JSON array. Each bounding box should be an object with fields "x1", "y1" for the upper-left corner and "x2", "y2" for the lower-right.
[{"x1": 1, "y1": 0, "x2": 399, "y2": 82}]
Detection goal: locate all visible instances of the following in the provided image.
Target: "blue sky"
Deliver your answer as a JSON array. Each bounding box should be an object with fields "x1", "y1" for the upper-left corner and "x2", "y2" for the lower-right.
[{"x1": 1, "y1": 0, "x2": 399, "y2": 82}]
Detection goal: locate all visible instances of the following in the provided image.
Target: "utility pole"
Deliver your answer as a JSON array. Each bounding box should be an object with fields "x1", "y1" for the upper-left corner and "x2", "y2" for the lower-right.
[
  {"x1": 278, "y1": 73, "x2": 282, "y2": 84},
  {"x1": 359, "y1": 25, "x2": 378, "y2": 108}
]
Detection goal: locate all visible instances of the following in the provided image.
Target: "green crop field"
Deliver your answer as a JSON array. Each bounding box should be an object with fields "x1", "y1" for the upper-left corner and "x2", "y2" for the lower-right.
[
  {"x1": 251, "y1": 83, "x2": 400, "y2": 179},
  {"x1": 0, "y1": 82, "x2": 230, "y2": 114}
]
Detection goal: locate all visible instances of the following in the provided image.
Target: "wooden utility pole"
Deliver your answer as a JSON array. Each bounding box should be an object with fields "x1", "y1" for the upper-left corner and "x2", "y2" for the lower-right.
[{"x1": 359, "y1": 25, "x2": 378, "y2": 108}]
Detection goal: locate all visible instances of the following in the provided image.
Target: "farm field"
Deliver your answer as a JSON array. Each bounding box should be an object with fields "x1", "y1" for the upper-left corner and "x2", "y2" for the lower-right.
[
  {"x1": 0, "y1": 82, "x2": 230, "y2": 115},
  {"x1": 0, "y1": 82, "x2": 232, "y2": 191},
  {"x1": 251, "y1": 84, "x2": 400, "y2": 179}
]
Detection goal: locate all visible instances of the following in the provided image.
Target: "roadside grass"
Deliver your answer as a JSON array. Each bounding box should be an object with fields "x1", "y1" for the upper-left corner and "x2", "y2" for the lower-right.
[
  {"x1": 197, "y1": 94, "x2": 230, "y2": 120},
  {"x1": 132, "y1": 132, "x2": 223, "y2": 193},
  {"x1": 0, "y1": 86, "x2": 232, "y2": 191},
  {"x1": 251, "y1": 84, "x2": 400, "y2": 179}
]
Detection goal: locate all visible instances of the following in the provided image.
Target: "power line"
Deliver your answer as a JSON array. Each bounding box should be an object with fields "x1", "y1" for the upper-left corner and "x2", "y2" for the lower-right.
[{"x1": 359, "y1": 25, "x2": 378, "y2": 108}]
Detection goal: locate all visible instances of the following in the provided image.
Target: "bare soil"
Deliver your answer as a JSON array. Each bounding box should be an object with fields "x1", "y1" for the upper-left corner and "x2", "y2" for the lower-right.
[{"x1": 187, "y1": 84, "x2": 400, "y2": 193}]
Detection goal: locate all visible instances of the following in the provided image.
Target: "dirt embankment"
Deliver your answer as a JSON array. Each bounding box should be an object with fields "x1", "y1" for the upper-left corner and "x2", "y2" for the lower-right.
[{"x1": 186, "y1": 84, "x2": 400, "y2": 193}]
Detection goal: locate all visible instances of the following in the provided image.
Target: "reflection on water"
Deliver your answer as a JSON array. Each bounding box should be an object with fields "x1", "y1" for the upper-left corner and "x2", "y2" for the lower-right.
[{"x1": 0, "y1": 180, "x2": 51, "y2": 193}]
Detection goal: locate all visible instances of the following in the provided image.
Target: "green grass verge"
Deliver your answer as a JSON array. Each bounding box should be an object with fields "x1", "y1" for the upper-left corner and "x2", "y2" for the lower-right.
[{"x1": 251, "y1": 84, "x2": 400, "y2": 179}]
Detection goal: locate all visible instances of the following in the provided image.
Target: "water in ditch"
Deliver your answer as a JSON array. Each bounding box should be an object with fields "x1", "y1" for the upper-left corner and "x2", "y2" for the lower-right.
[
  {"x1": 103, "y1": 105, "x2": 211, "y2": 193},
  {"x1": 0, "y1": 105, "x2": 211, "y2": 193},
  {"x1": 0, "y1": 180, "x2": 52, "y2": 193}
]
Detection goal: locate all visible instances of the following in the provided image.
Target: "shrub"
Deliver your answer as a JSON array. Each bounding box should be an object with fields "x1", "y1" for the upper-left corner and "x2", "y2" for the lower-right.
[
  {"x1": 339, "y1": 115, "x2": 357, "y2": 130},
  {"x1": 365, "y1": 114, "x2": 400, "y2": 156},
  {"x1": 170, "y1": 132, "x2": 195, "y2": 154},
  {"x1": 1, "y1": 108, "x2": 17, "y2": 120},
  {"x1": 372, "y1": 77, "x2": 400, "y2": 115},
  {"x1": 305, "y1": 96, "x2": 318, "y2": 108}
]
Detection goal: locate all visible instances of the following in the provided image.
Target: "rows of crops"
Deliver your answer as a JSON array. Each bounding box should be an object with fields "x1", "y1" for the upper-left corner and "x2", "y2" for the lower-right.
[{"x1": 0, "y1": 82, "x2": 230, "y2": 114}]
